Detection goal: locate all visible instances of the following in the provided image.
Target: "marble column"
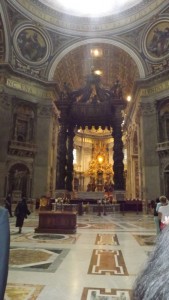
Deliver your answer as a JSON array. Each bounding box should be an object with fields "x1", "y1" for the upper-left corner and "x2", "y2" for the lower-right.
[
  {"x1": 112, "y1": 108, "x2": 125, "y2": 190},
  {"x1": 55, "y1": 123, "x2": 67, "y2": 190},
  {"x1": 140, "y1": 101, "x2": 160, "y2": 200},
  {"x1": 65, "y1": 126, "x2": 75, "y2": 191}
]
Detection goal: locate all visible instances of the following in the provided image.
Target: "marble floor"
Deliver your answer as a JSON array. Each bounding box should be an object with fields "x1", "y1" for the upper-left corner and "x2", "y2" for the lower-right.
[{"x1": 6, "y1": 210, "x2": 157, "y2": 300}]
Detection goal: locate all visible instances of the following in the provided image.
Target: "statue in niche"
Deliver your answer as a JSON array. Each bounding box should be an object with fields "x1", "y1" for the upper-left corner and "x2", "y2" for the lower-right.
[
  {"x1": 13, "y1": 170, "x2": 27, "y2": 191},
  {"x1": 15, "y1": 119, "x2": 27, "y2": 142},
  {"x1": 13, "y1": 105, "x2": 35, "y2": 142}
]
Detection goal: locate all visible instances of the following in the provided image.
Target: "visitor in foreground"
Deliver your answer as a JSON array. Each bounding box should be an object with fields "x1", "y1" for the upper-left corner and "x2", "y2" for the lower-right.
[
  {"x1": 132, "y1": 217, "x2": 169, "y2": 299},
  {"x1": 0, "y1": 206, "x2": 10, "y2": 300}
]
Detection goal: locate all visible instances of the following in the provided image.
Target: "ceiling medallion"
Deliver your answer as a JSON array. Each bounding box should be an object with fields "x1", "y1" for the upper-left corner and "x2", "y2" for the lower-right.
[
  {"x1": 144, "y1": 19, "x2": 169, "y2": 61},
  {"x1": 13, "y1": 26, "x2": 51, "y2": 65}
]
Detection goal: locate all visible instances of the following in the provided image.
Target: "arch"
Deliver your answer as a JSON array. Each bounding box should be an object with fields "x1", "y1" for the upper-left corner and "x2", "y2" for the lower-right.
[{"x1": 48, "y1": 38, "x2": 146, "y2": 80}]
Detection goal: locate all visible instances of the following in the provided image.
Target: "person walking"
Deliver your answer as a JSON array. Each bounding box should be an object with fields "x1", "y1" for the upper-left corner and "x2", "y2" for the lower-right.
[
  {"x1": 5, "y1": 193, "x2": 13, "y2": 217},
  {"x1": 14, "y1": 197, "x2": 30, "y2": 233}
]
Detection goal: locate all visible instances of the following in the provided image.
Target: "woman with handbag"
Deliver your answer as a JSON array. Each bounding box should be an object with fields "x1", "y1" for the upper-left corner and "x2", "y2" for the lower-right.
[
  {"x1": 158, "y1": 195, "x2": 169, "y2": 231},
  {"x1": 15, "y1": 197, "x2": 31, "y2": 233}
]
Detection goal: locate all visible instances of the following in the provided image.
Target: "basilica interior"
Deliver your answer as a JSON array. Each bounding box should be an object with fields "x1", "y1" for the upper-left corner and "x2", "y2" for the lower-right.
[{"x1": 1, "y1": 0, "x2": 169, "y2": 299}]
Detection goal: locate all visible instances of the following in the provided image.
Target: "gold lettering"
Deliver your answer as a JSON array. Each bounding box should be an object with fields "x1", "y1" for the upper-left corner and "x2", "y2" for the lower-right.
[
  {"x1": 140, "y1": 80, "x2": 169, "y2": 96},
  {"x1": 6, "y1": 78, "x2": 54, "y2": 99}
]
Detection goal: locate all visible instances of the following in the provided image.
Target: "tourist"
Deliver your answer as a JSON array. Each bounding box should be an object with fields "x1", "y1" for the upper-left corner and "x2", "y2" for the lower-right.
[
  {"x1": 14, "y1": 197, "x2": 31, "y2": 233},
  {"x1": 132, "y1": 221, "x2": 169, "y2": 299},
  {"x1": 158, "y1": 195, "x2": 169, "y2": 230},
  {"x1": 151, "y1": 198, "x2": 160, "y2": 234}
]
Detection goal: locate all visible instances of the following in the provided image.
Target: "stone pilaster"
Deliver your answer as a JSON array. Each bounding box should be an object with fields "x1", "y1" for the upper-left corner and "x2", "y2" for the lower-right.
[
  {"x1": 139, "y1": 101, "x2": 160, "y2": 200},
  {"x1": 32, "y1": 103, "x2": 54, "y2": 197},
  {"x1": 65, "y1": 126, "x2": 75, "y2": 191},
  {"x1": 112, "y1": 108, "x2": 125, "y2": 190},
  {"x1": 55, "y1": 123, "x2": 67, "y2": 190},
  {"x1": 0, "y1": 93, "x2": 12, "y2": 197}
]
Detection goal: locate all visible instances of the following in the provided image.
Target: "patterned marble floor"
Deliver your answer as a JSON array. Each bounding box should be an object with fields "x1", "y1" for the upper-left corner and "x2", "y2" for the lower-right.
[{"x1": 6, "y1": 211, "x2": 156, "y2": 300}]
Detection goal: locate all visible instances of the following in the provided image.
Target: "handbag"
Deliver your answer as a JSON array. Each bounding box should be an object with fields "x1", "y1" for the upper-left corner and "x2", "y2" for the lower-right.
[{"x1": 160, "y1": 222, "x2": 166, "y2": 230}]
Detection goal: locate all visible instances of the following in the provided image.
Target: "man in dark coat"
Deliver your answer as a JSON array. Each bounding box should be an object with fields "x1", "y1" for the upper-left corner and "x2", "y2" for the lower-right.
[
  {"x1": 15, "y1": 197, "x2": 30, "y2": 233},
  {"x1": 0, "y1": 206, "x2": 10, "y2": 299}
]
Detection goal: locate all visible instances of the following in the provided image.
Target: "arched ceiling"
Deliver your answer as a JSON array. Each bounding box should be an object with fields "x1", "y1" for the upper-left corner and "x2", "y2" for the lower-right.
[{"x1": 53, "y1": 43, "x2": 139, "y2": 99}]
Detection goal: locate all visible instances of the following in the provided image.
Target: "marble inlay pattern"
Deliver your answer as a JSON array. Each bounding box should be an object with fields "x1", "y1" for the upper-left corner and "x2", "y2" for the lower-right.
[
  {"x1": 95, "y1": 234, "x2": 119, "y2": 245},
  {"x1": 88, "y1": 249, "x2": 128, "y2": 275},
  {"x1": 5, "y1": 283, "x2": 44, "y2": 300},
  {"x1": 132, "y1": 221, "x2": 155, "y2": 229},
  {"x1": 81, "y1": 288, "x2": 132, "y2": 300},
  {"x1": 133, "y1": 234, "x2": 156, "y2": 246},
  {"x1": 10, "y1": 232, "x2": 80, "y2": 244},
  {"x1": 78, "y1": 223, "x2": 121, "y2": 230},
  {"x1": 9, "y1": 247, "x2": 69, "y2": 272}
]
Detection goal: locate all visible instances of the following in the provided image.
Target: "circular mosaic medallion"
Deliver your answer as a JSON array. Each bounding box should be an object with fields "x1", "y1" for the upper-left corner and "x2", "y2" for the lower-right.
[
  {"x1": 144, "y1": 20, "x2": 169, "y2": 61},
  {"x1": 14, "y1": 26, "x2": 50, "y2": 65}
]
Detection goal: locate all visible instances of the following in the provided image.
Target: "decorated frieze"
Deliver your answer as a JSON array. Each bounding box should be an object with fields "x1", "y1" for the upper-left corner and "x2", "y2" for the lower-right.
[
  {"x1": 37, "y1": 103, "x2": 53, "y2": 117},
  {"x1": 140, "y1": 102, "x2": 156, "y2": 115},
  {"x1": 11, "y1": 0, "x2": 167, "y2": 34}
]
